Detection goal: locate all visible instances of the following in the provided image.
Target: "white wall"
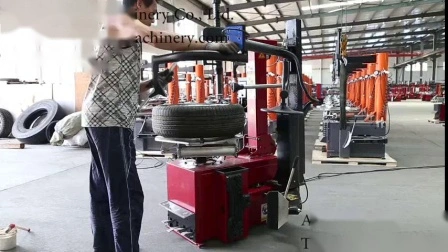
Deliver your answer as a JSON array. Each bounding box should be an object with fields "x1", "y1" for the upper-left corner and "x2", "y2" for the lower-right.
[
  {"x1": 0, "y1": 27, "x2": 83, "y2": 119},
  {"x1": 0, "y1": 0, "x2": 207, "y2": 119},
  {"x1": 302, "y1": 58, "x2": 334, "y2": 86}
]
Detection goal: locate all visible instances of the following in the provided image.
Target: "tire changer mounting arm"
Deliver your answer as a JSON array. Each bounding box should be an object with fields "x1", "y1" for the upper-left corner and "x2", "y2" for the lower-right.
[
  {"x1": 149, "y1": 51, "x2": 248, "y2": 98},
  {"x1": 244, "y1": 40, "x2": 318, "y2": 103}
]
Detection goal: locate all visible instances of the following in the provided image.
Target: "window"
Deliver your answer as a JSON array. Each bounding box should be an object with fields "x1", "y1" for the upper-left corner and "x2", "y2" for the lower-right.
[{"x1": 405, "y1": 63, "x2": 428, "y2": 72}]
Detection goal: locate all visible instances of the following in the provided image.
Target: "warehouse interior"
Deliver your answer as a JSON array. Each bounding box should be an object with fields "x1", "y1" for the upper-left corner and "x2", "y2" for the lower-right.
[{"x1": 0, "y1": 0, "x2": 446, "y2": 252}]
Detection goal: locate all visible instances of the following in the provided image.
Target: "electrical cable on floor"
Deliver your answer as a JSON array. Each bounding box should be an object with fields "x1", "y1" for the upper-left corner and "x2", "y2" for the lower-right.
[
  {"x1": 134, "y1": 149, "x2": 166, "y2": 169},
  {"x1": 305, "y1": 164, "x2": 445, "y2": 183},
  {"x1": 300, "y1": 180, "x2": 309, "y2": 205},
  {"x1": 136, "y1": 155, "x2": 165, "y2": 170}
]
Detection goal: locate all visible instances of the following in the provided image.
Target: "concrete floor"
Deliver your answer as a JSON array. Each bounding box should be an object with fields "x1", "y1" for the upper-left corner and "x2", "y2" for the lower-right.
[{"x1": 0, "y1": 100, "x2": 446, "y2": 252}]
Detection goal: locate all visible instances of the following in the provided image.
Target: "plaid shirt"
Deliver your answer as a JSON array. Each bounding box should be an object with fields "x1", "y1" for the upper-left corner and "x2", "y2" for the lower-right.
[{"x1": 81, "y1": 38, "x2": 142, "y2": 129}]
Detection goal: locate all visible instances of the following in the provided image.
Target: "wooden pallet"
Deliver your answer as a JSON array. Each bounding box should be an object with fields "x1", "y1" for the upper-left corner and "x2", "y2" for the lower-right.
[
  {"x1": 428, "y1": 119, "x2": 444, "y2": 124},
  {"x1": 311, "y1": 149, "x2": 397, "y2": 167},
  {"x1": 314, "y1": 139, "x2": 326, "y2": 151},
  {"x1": 0, "y1": 138, "x2": 25, "y2": 149}
]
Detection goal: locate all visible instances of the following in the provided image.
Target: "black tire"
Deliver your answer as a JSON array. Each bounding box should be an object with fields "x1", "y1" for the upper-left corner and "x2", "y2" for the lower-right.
[
  {"x1": 152, "y1": 104, "x2": 245, "y2": 138},
  {"x1": 0, "y1": 108, "x2": 14, "y2": 138},
  {"x1": 12, "y1": 100, "x2": 66, "y2": 144},
  {"x1": 45, "y1": 120, "x2": 59, "y2": 142}
]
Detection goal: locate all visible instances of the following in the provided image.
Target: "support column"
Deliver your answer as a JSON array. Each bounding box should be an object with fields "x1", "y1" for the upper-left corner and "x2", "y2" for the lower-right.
[
  {"x1": 395, "y1": 56, "x2": 399, "y2": 84},
  {"x1": 419, "y1": 40, "x2": 424, "y2": 84},
  {"x1": 432, "y1": 33, "x2": 438, "y2": 82},
  {"x1": 409, "y1": 47, "x2": 413, "y2": 83},
  {"x1": 401, "y1": 54, "x2": 405, "y2": 83}
]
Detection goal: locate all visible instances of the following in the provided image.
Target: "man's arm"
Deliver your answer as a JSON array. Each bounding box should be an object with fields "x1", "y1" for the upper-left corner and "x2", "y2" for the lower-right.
[
  {"x1": 134, "y1": 20, "x2": 239, "y2": 53},
  {"x1": 105, "y1": 16, "x2": 238, "y2": 53}
]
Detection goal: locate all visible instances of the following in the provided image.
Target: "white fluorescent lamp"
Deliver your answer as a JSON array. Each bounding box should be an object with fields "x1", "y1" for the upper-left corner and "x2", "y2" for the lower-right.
[{"x1": 302, "y1": 0, "x2": 382, "y2": 11}]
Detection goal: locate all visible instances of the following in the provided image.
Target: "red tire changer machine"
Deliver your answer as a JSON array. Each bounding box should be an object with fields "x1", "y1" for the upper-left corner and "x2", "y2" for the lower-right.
[{"x1": 150, "y1": 21, "x2": 311, "y2": 247}]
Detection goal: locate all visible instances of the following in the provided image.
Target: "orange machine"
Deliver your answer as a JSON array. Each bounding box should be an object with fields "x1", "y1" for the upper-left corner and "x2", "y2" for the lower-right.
[
  {"x1": 267, "y1": 56, "x2": 278, "y2": 121},
  {"x1": 167, "y1": 63, "x2": 179, "y2": 104},
  {"x1": 360, "y1": 68, "x2": 367, "y2": 110},
  {"x1": 195, "y1": 64, "x2": 205, "y2": 103},
  {"x1": 276, "y1": 61, "x2": 284, "y2": 105},
  {"x1": 355, "y1": 71, "x2": 362, "y2": 106},
  {"x1": 186, "y1": 73, "x2": 192, "y2": 102},
  {"x1": 374, "y1": 53, "x2": 389, "y2": 122},
  {"x1": 365, "y1": 63, "x2": 376, "y2": 114}
]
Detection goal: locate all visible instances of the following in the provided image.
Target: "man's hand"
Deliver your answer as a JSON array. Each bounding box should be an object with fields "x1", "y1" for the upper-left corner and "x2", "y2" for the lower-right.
[
  {"x1": 141, "y1": 69, "x2": 175, "y2": 93},
  {"x1": 205, "y1": 42, "x2": 240, "y2": 54},
  {"x1": 106, "y1": 14, "x2": 140, "y2": 41},
  {"x1": 156, "y1": 68, "x2": 175, "y2": 88}
]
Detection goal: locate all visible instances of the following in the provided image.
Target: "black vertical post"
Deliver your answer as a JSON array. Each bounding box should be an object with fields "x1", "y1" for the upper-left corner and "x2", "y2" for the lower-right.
[
  {"x1": 285, "y1": 19, "x2": 303, "y2": 111},
  {"x1": 335, "y1": 29, "x2": 346, "y2": 130},
  {"x1": 284, "y1": 19, "x2": 304, "y2": 209},
  {"x1": 213, "y1": 0, "x2": 224, "y2": 100}
]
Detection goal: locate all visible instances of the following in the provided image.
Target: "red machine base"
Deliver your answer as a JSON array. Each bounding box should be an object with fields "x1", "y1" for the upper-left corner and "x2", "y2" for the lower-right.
[{"x1": 162, "y1": 156, "x2": 278, "y2": 246}]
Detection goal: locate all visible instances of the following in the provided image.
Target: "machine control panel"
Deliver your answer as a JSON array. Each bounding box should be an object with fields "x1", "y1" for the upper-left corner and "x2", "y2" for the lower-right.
[{"x1": 160, "y1": 201, "x2": 194, "y2": 219}]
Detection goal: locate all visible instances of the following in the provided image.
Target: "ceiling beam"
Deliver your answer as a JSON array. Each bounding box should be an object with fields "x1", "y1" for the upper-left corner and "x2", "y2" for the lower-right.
[
  {"x1": 302, "y1": 21, "x2": 445, "y2": 40},
  {"x1": 301, "y1": 29, "x2": 444, "y2": 46},
  {"x1": 394, "y1": 48, "x2": 446, "y2": 68},
  {"x1": 308, "y1": 36, "x2": 445, "y2": 51},
  {"x1": 235, "y1": 0, "x2": 444, "y2": 26},
  {"x1": 270, "y1": 21, "x2": 445, "y2": 41},
  {"x1": 303, "y1": 53, "x2": 421, "y2": 60},
  {"x1": 250, "y1": 11, "x2": 445, "y2": 37},
  {"x1": 205, "y1": 0, "x2": 304, "y2": 14},
  {"x1": 303, "y1": 42, "x2": 445, "y2": 55}
]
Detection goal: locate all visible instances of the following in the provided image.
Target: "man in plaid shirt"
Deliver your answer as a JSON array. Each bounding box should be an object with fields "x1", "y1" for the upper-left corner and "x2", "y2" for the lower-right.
[{"x1": 82, "y1": 1, "x2": 239, "y2": 251}]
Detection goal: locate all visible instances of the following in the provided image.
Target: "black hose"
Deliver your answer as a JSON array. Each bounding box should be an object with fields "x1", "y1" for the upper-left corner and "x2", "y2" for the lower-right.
[
  {"x1": 245, "y1": 40, "x2": 318, "y2": 103},
  {"x1": 303, "y1": 101, "x2": 313, "y2": 113}
]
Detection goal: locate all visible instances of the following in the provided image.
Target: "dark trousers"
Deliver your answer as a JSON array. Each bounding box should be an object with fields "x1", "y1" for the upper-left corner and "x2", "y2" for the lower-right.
[{"x1": 85, "y1": 127, "x2": 144, "y2": 252}]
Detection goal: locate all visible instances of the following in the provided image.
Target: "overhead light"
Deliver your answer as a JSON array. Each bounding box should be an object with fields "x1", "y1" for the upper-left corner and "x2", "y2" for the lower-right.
[{"x1": 302, "y1": 0, "x2": 382, "y2": 11}]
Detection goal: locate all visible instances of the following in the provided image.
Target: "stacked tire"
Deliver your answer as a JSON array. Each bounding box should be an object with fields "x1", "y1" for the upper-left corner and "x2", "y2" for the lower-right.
[
  {"x1": 0, "y1": 108, "x2": 14, "y2": 138},
  {"x1": 12, "y1": 100, "x2": 66, "y2": 144}
]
